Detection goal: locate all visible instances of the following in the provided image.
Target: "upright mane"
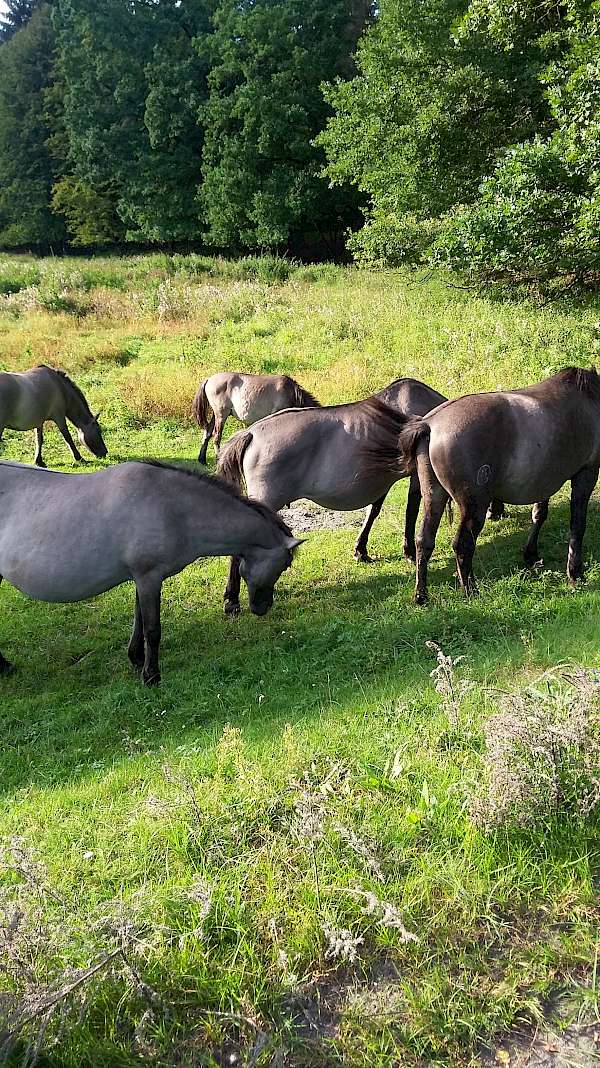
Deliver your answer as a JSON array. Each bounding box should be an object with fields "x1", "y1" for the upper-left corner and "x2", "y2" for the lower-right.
[
  {"x1": 39, "y1": 364, "x2": 93, "y2": 416},
  {"x1": 358, "y1": 397, "x2": 411, "y2": 470},
  {"x1": 286, "y1": 377, "x2": 321, "y2": 408},
  {"x1": 553, "y1": 366, "x2": 600, "y2": 400},
  {"x1": 139, "y1": 460, "x2": 293, "y2": 538}
]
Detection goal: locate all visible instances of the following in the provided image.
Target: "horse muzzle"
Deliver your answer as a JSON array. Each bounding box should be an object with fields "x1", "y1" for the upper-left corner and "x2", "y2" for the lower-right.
[{"x1": 249, "y1": 591, "x2": 273, "y2": 616}]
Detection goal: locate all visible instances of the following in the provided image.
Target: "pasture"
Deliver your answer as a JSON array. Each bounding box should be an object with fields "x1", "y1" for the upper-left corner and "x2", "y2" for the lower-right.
[{"x1": 0, "y1": 253, "x2": 599, "y2": 1067}]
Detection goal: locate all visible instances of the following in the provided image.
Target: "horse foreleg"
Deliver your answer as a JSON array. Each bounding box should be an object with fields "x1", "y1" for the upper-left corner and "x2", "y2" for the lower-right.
[
  {"x1": 403, "y1": 472, "x2": 422, "y2": 562},
  {"x1": 523, "y1": 499, "x2": 549, "y2": 566},
  {"x1": 34, "y1": 426, "x2": 46, "y2": 468},
  {"x1": 354, "y1": 494, "x2": 387, "y2": 563},
  {"x1": 135, "y1": 576, "x2": 162, "y2": 685},
  {"x1": 224, "y1": 556, "x2": 241, "y2": 616},
  {"x1": 567, "y1": 466, "x2": 599, "y2": 585},
  {"x1": 0, "y1": 576, "x2": 13, "y2": 676},
  {"x1": 453, "y1": 500, "x2": 488, "y2": 596},
  {"x1": 56, "y1": 418, "x2": 82, "y2": 463},
  {"x1": 198, "y1": 415, "x2": 215, "y2": 465},
  {"x1": 127, "y1": 591, "x2": 145, "y2": 672},
  {"x1": 414, "y1": 459, "x2": 448, "y2": 605}
]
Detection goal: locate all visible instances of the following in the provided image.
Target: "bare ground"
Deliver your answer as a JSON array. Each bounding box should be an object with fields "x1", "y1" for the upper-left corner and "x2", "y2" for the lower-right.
[{"x1": 279, "y1": 500, "x2": 364, "y2": 533}]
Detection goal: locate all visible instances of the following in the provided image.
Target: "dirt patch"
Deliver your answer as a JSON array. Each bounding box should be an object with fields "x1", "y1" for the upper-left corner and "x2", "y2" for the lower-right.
[
  {"x1": 279, "y1": 499, "x2": 364, "y2": 534},
  {"x1": 480, "y1": 1005, "x2": 600, "y2": 1067}
]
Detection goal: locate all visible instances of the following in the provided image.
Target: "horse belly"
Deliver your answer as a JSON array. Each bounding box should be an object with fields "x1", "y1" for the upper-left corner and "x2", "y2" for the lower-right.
[{"x1": 0, "y1": 527, "x2": 129, "y2": 603}]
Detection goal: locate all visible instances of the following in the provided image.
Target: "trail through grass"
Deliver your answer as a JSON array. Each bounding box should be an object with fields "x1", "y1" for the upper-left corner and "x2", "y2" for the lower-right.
[{"x1": 0, "y1": 254, "x2": 599, "y2": 1067}]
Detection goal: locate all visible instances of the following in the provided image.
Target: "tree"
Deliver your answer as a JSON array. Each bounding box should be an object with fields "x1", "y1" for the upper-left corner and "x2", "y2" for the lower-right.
[
  {"x1": 0, "y1": 0, "x2": 38, "y2": 43},
  {"x1": 198, "y1": 0, "x2": 371, "y2": 252},
  {"x1": 434, "y1": 0, "x2": 600, "y2": 285},
  {"x1": 319, "y1": 0, "x2": 551, "y2": 264},
  {"x1": 52, "y1": 0, "x2": 211, "y2": 244},
  {"x1": 0, "y1": 4, "x2": 66, "y2": 246}
]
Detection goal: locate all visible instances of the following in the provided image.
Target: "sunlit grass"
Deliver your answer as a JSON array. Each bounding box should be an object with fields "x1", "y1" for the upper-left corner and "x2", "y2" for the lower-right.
[{"x1": 0, "y1": 254, "x2": 599, "y2": 1067}]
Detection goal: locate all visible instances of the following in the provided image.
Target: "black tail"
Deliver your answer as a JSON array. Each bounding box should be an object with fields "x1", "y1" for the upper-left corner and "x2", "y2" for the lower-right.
[
  {"x1": 192, "y1": 380, "x2": 212, "y2": 428},
  {"x1": 399, "y1": 418, "x2": 431, "y2": 474},
  {"x1": 216, "y1": 429, "x2": 252, "y2": 491}
]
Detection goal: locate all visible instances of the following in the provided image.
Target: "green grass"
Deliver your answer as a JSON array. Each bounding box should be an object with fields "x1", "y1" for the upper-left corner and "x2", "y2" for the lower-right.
[{"x1": 0, "y1": 254, "x2": 599, "y2": 1066}]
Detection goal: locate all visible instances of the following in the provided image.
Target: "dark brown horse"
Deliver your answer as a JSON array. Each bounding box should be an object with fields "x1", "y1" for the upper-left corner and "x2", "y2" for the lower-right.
[{"x1": 399, "y1": 367, "x2": 600, "y2": 603}]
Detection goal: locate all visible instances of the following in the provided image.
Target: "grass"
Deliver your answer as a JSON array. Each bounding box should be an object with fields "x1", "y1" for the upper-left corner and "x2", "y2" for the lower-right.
[{"x1": 0, "y1": 252, "x2": 599, "y2": 1066}]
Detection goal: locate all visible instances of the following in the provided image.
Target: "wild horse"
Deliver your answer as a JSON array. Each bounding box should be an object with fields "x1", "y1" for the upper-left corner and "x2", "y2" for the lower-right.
[
  {"x1": 0, "y1": 460, "x2": 300, "y2": 683},
  {"x1": 193, "y1": 371, "x2": 320, "y2": 465},
  {"x1": 0, "y1": 364, "x2": 107, "y2": 466},
  {"x1": 399, "y1": 367, "x2": 600, "y2": 603},
  {"x1": 216, "y1": 377, "x2": 447, "y2": 615}
]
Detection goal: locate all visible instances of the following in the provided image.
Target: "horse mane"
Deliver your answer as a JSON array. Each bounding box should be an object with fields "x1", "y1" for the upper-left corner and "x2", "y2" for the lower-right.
[
  {"x1": 285, "y1": 376, "x2": 321, "y2": 408},
  {"x1": 138, "y1": 460, "x2": 293, "y2": 538},
  {"x1": 358, "y1": 397, "x2": 411, "y2": 471},
  {"x1": 38, "y1": 364, "x2": 93, "y2": 416},
  {"x1": 553, "y1": 366, "x2": 600, "y2": 400}
]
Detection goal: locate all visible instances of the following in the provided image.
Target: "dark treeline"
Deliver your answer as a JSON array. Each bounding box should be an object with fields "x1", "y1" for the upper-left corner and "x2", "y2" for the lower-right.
[{"x1": 0, "y1": 0, "x2": 599, "y2": 283}]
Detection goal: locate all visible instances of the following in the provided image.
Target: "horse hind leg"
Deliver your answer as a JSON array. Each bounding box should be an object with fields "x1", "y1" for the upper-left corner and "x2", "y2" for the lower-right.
[
  {"x1": 0, "y1": 577, "x2": 13, "y2": 675},
  {"x1": 198, "y1": 414, "x2": 215, "y2": 465},
  {"x1": 523, "y1": 499, "x2": 549, "y2": 566},
  {"x1": 133, "y1": 575, "x2": 163, "y2": 685},
  {"x1": 34, "y1": 426, "x2": 46, "y2": 468},
  {"x1": 414, "y1": 451, "x2": 449, "y2": 604},
  {"x1": 127, "y1": 591, "x2": 145, "y2": 672},
  {"x1": 452, "y1": 499, "x2": 489, "y2": 596},
  {"x1": 567, "y1": 465, "x2": 599, "y2": 585},
  {"x1": 354, "y1": 493, "x2": 387, "y2": 563}
]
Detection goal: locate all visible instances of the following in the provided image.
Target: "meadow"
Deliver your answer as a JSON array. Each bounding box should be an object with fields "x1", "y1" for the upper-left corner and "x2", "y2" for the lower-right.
[{"x1": 0, "y1": 252, "x2": 599, "y2": 1067}]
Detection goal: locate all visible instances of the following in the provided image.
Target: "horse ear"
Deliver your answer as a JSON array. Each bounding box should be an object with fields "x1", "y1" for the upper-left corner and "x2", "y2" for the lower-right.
[{"x1": 286, "y1": 537, "x2": 305, "y2": 552}]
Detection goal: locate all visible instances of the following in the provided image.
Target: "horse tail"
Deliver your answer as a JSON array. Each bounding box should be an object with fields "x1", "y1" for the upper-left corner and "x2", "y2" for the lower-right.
[
  {"x1": 217, "y1": 429, "x2": 252, "y2": 492},
  {"x1": 192, "y1": 379, "x2": 212, "y2": 429},
  {"x1": 399, "y1": 418, "x2": 431, "y2": 474}
]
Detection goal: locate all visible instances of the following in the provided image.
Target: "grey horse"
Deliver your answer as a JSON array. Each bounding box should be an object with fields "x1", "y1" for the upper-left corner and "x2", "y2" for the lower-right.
[
  {"x1": 216, "y1": 377, "x2": 446, "y2": 615},
  {"x1": 0, "y1": 364, "x2": 107, "y2": 466},
  {"x1": 193, "y1": 371, "x2": 320, "y2": 465},
  {"x1": 0, "y1": 460, "x2": 300, "y2": 683},
  {"x1": 399, "y1": 367, "x2": 600, "y2": 603}
]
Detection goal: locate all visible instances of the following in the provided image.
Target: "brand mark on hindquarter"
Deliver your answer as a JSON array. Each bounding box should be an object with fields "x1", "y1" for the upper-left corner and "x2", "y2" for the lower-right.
[{"x1": 476, "y1": 464, "x2": 492, "y2": 486}]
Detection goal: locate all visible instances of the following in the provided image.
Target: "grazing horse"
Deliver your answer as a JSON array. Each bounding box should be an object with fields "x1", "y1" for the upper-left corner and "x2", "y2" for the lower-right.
[
  {"x1": 193, "y1": 371, "x2": 320, "y2": 465},
  {"x1": 216, "y1": 377, "x2": 446, "y2": 615},
  {"x1": 0, "y1": 460, "x2": 300, "y2": 684},
  {"x1": 0, "y1": 364, "x2": 107, "y2": 467},
  {"x1": 399, "y1": 367, "x2": 600, "y2": 603}
]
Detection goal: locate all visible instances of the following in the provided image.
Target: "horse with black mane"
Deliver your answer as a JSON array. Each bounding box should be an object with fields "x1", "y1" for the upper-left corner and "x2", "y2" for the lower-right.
[
  {"x1": 0, "y1": 460, "x2": 299, "y2": 683},
  {"x1": 0, "y1": 364, "x2": 107, "y2": 466},
  {"x1": 216, "y1": 377, "x2": 448, "y2": 615},
  {"x1": 193, "y1": 371, "x2": 320, "y2": 465},
  {"x1": 398, "y1": 367, "x2": 600, "y2": 603}
]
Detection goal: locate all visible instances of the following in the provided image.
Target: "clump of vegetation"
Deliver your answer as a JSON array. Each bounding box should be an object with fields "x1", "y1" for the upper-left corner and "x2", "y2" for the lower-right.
[{"x1": 471, "y1": 669, "x2": 600, "y2": 830}]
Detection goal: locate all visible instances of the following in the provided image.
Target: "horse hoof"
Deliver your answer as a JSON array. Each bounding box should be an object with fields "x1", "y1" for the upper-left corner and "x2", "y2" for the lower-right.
[
  {"x1": 404, "y1": 547, "x2": 417, "y2": 563},
  {"x1": 414, "y1": 592, "x2": 428, "y2": 606},
  {"x1": 354, "y1": 551, "x2": 373, "y2": 564},
  {"x1": 143, "y1": 671, "x2": 161, "y2": 686},
  {"x1": 35, "y1": 461, "x2": 47, "y2": 469},
  {"x1": 224, "y1": 601, "x2": 241, "y2": 617}
]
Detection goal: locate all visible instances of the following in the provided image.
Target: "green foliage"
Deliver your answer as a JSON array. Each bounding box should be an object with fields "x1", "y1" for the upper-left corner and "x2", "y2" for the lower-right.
[
  {"x1": 434, "y1": 0, "x2": 600, "y2": 284},
  {"x1": 0, "y1": 0, "x2": 38, "y2": 42},
  {"x1": 320, "y1": 0, "x2": 548, "y2": 266},
  {"x1": 198, "y1": 0, "x2": 368, "y2": 249},
  {"x1": 0, "y1": 5, "x2": 66, "y2": 247}
]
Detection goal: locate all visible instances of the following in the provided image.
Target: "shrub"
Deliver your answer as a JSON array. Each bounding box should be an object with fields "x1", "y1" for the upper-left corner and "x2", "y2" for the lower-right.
[{"x1": 470, "y1": 669, "x2": 600, "y2": 830}]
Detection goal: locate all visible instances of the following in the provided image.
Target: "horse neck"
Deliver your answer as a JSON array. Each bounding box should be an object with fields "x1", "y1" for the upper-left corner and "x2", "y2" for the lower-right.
[{"x1": 61, "y1": 382, "x2": 91, "y2": 428}]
